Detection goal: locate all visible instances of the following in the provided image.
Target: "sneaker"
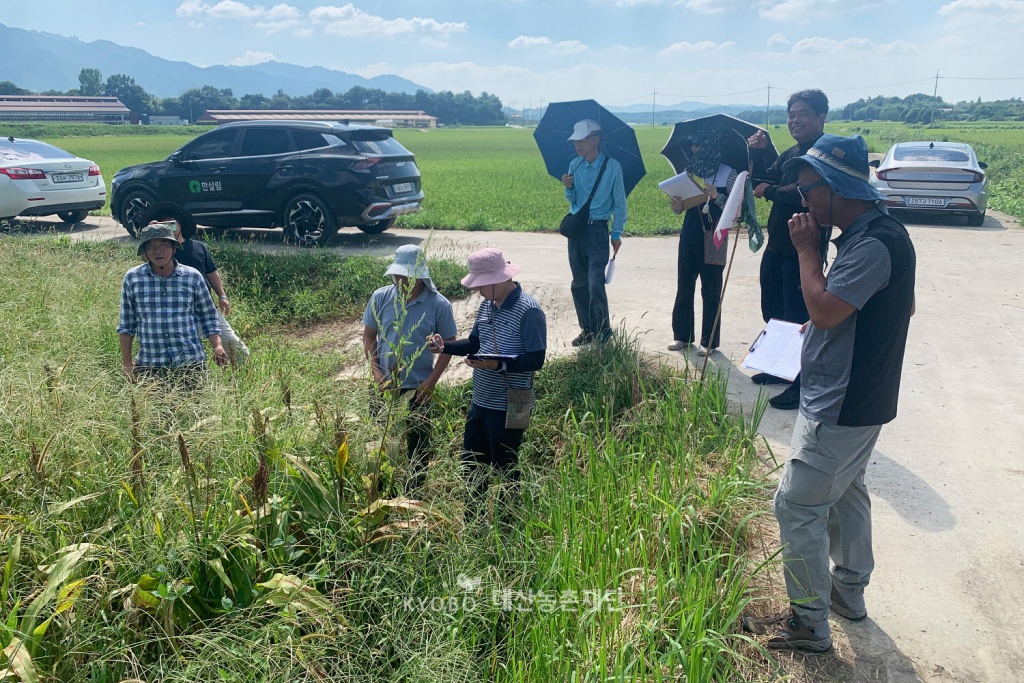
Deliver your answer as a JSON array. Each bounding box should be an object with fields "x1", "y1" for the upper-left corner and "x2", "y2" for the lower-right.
[
  {"x1": 667, "y1": 340, "x2": 685, "y2": 351},
  {"x1": 769, "y1": 383, "x2": 800, "y2": 410},
  {"x1": 571, "y1": 332, "x2": 594, "y2": 348},
  {"x1": 694, "y1": 345, "x2": 709, "y2": 357},
  {"x1": 751, "y1": 372, "x2": 790, "y2": 385},
  {"x1": 743, "y1": 609, "x2": 832, "y2": 654},
  {"x1": 830, "y1": 586, "x2": 867, "y2": 621}
]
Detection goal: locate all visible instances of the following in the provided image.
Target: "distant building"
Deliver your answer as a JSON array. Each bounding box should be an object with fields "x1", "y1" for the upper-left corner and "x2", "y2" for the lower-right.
[
  {"x1": 197, "y1": 109, "x2": 438, "y2": 128},
  {"x1": 0, "y1": 96, "x2": 130, "y2": 123},
  {"x1": 148, "y1": 116, "x2": 187, "y2": 126}
]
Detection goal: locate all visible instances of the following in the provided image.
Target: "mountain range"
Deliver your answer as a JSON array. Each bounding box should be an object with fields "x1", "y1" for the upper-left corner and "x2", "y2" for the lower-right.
[{"x1": 0, "y1": 23, "x2": 429, "y2": 97}]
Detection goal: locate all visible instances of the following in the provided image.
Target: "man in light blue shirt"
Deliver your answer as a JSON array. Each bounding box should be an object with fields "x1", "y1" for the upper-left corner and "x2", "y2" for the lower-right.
[
  {"x1": 561, "y1": 119, "x2": 628, "y2": 345},
  {"x1": 362, "y1": 245, "x2": 458, "y2": 491}
]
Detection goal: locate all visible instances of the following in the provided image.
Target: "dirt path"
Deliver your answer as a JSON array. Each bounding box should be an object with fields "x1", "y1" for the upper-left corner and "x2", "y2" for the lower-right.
[{"x1": 48, "y1": 209, "x2": 1024, "y2": 681}]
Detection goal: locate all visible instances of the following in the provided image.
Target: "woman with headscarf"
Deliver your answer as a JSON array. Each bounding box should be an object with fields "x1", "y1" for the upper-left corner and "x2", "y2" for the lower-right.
[{"x1": 667, "y1": 128, "x2": 738, "y2": 356}]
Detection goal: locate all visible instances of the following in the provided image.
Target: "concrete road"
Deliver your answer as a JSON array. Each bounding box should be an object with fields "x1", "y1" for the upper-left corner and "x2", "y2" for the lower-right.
[{"x1": 27, "y1": 208, "x2": 1024, "y2": 681}]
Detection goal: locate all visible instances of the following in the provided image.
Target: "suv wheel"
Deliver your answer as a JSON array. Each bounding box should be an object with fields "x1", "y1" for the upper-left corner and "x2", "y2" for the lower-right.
[
  {"x1": 357, "y1": 218, "x2": 396, "y2": 235},
  {"x1": 58, "y1": 210, "x2": 90, "y2": 224},
  {"x1": 282, "y1": 193, "x2": 337, "y2": 247},
  {"x1": 119, "y1": 190, "x2": 155, "y2": 237}
]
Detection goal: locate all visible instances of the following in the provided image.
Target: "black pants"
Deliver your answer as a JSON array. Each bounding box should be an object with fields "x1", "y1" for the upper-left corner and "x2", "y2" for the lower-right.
[
  {"x1": 371, "y1": 388, "x2": 432, "y2": 491},
  {"x1": 462, "y1": 403, "x2": 524, "y2": 501},
  {"x1": 760, "y1": 250, "x2": 809, "y2": 325},
  {"x1": 134, "y1": 364, "x2": 206, "y2": 391},
  {"x1": 672, "y1": 218, "x2": 724, "y2": 349},
  {"x1": 568, "y1": 221, "x2": 611, "y2": 340}
]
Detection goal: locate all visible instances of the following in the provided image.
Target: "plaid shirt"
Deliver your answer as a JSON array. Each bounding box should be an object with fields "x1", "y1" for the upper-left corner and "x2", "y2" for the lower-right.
[{"x1": 117, "y1": 262, "x2": 220, "y2": 368}]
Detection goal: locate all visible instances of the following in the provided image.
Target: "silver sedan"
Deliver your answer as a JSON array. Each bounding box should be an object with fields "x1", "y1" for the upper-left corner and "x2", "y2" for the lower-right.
[{"x1": 870, "y1": 141, "x2": 988, "y2": 226}]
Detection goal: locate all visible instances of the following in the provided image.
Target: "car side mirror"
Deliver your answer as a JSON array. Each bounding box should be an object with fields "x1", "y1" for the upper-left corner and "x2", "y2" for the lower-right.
[
  {"x1": 979, "y1": 161, "x2": 988, "y2": 169},
  {"x1": 169, "y1": 150, "x2": 184, "y2": 165},
  {"x1": 868, "y1": 159, "x2": 880, "y2": 168}
]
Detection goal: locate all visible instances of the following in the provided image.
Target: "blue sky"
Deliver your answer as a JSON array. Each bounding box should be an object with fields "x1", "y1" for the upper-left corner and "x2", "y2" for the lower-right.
[{"x1": 3, "y1": 0, "x2": 1023, "y2": 108}]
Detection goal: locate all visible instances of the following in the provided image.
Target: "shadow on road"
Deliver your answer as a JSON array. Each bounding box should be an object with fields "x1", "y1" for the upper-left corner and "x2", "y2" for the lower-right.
[
  {"x1": 897, "y1": 210, "x2": 1006, "y2": 232},
  {"x1": 202, "y1": 226, "x2": 426, "y2": 258},
  {"x1": 868, "y1": 450, "x2": 956, "y2": 533},
  {"x1": 1, "y1": 217, "x2": 101, "y2": 236}
]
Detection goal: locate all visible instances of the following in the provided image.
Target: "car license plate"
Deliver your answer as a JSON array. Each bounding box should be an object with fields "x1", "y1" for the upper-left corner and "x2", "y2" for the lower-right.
[
  {"x1": 907, "y1": 197, "x2": 945, "y2": 207},
  {"x1": 392, "y1": 182, "x2": 414, "y2": 194},
  {"x1": 51, "y1": 173, "x2": 85, "y2": 184}
]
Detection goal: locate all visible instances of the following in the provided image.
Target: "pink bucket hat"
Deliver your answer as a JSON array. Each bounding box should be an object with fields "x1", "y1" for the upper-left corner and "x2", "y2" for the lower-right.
[{"x1": 460, "y1": 248, "x2": 520, "y2": 288}]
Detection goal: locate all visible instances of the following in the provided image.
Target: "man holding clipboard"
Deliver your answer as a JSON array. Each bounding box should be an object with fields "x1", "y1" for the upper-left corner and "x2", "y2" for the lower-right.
[{"x1": 427, "y1": 248, "x2": 547, "y2": 514}]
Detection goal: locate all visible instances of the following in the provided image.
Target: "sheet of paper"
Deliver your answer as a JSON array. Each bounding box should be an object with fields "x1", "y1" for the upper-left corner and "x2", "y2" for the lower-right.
[
  {"x1": 658, "y1": 171, "x2": 703, "y2": 201},
  {"x1": 741, "y1": 318, "x2": 804, "y2": 382},
  {"x1": 605, "y1": 257, "x2": 616, "y2": 284},
  {"x1": 714, "y1": 170, "x2": 748, "y2": 247}
]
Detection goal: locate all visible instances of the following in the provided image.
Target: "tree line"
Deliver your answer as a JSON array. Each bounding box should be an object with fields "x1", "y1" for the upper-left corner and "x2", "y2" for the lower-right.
[
  {"x1": 737, "y1": 93, "x2": 1024, "y2": 125},
  {"x1": 0, "y1": 68, "x2": 506, "y2": 126}
]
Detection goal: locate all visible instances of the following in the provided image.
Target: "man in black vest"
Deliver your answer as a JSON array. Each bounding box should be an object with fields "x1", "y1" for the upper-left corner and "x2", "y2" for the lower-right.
[{"x1": 743, "y1": 135, "x2": 916, "y2": 654}]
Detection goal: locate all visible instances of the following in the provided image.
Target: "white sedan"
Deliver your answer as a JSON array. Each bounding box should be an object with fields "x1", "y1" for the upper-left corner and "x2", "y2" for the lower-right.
[
  {"x1": 0, "y1": 137, "x2": 106, "y2": 224},
  {"x1": 869, "y1": 141, "x2": 988, "y2": 227}
]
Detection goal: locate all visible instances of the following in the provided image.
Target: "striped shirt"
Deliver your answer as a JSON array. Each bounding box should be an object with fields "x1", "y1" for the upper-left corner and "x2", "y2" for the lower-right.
[
  {"x1": 117, "y1": 262, "x2": 220, "y2": 368},
  {"x1": 469, "y1": 286, "x2": 546, "y2": 411}
]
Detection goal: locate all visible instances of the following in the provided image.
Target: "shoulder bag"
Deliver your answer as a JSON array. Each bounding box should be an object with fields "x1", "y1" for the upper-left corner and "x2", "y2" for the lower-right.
[{"x1": 558, "y1": 156, "x2": 611, "y2": 239}]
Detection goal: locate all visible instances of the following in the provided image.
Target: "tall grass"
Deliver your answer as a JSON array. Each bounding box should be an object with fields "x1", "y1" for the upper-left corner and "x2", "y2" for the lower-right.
[{"x1": 0, "y1": 235, "x2": 778, "y2": 681}]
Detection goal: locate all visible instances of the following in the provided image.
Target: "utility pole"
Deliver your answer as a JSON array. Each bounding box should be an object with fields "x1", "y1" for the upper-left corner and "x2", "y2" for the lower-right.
[
  {"x1": 652, "y1": 88, "x2": 657, "y2": 127},
  {"x1": 933, "y1": 70, "x2": 940, "y2": 98},
  {"x1": 765, "y1": 82, "x2": 772, "y2": 126}
]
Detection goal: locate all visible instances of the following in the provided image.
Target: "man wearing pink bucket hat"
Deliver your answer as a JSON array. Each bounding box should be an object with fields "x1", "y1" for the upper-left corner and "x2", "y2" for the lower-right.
[{"x1": 427, "y1": 248, "x2": 547, "y2": 506}]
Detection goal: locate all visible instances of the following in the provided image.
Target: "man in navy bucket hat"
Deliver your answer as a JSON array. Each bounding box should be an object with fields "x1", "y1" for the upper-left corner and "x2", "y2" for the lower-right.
[{"x1": 742, "y1": 135, "x2": 916, "y2": 653}]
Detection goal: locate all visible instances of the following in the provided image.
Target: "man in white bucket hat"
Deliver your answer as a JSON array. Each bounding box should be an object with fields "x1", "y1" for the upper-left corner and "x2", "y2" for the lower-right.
[
  {"x1": 363, "y1": 244, "x2": 458, "y2": 491},
  {"x1": 427, "y1": 247, "x2": 547, "y2": 510}
]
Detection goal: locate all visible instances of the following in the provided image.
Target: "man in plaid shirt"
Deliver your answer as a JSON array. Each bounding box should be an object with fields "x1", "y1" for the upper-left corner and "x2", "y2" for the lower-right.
[{"x1": 117, "y1": 223, "x2": 227, "y2": 380}]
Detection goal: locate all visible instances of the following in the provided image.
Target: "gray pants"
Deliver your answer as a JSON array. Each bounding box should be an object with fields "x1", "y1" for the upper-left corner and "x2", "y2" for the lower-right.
[
  {"x1": 774, "y1": 412, "x2": 882, "y2": 637},
  {"x1": 212, "y1": 310, "x2": 250, "y2": 364},
  {"x1": 568, "y1": 222, "x2": 611, "y2": 339}
]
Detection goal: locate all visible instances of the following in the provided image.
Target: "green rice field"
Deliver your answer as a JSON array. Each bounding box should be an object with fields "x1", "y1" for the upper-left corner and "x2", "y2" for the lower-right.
[{"x1": 32, "y1": 120, "x2": 1024, "y2": 233}]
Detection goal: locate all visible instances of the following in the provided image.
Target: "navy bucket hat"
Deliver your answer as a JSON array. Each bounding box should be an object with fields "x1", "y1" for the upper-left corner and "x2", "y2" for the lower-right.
[{"x1": 783, "y1": 134, "x2": 885, "y2": 202}]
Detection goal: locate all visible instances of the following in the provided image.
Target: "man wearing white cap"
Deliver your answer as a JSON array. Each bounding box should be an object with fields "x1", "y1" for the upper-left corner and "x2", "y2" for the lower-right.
[
  {"x1": 363, "y1": 244, "x2": 458, "y2": 490},
  {"x1": 427, "y1": 248, "x2": 547, "y2": 505},
  {"x1": 562, "y1": 118, "x2": 627, "y2": 346}
]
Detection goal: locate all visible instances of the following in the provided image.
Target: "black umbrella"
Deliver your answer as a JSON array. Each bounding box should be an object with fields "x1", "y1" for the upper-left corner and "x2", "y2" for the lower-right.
[
  {"x1": 533, "y1": 99, "x2": 647, "y2": 196},
  {"x1": 660, "y1": 114, "x2": 775, "y2": 176}
]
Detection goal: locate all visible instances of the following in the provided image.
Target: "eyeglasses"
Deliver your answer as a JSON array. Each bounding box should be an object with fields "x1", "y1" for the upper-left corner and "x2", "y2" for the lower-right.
[{"x1": 797, "y1": 179, "x2": 829, "y2": 203}]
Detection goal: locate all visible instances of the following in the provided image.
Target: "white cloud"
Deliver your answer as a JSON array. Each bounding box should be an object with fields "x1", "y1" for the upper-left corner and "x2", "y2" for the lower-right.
[
  {"x1": 228, "y1": 49, "x2": 275, "y2": 65},
  {"x1": 767, "y1": 32, "x2": 790, "y2": 48},
  {"x1": 939, "y1": 0, "x2": 1024, "y2": 14},
  {"x1": 255, "y1": 19, "x2": 299, "y2": 32},
  {"x1": 758, "y1": 0, "x2": 841, "y2": 22},
  {"x1": 507, "y1": 36, "x2": 587, "y2": 53},
  {"x1": 552, "y1": 40, "x2": 588, "y2": 54},
  {"x1": 293, "y1": 27, "x2": 313, "y2": 36},
  {"x1": 187, "y1": 19, "x2": 204, "y2": 28},
  {"x1": 791, "y1": 36, "x2": 915, "y2": 54},
  {"x1": 176, "y1": 1, "x2": 301, "y2": 21},
  {"x1": 508, "y1": 35, "x2": 552, "y2": 48},
  {"x1": 658, "y1": 40, "x2": 734, "y2": 55},
  {"x1": 310, "y1": 4, "x2": 468, "y2": 36},
  {"x1": 684, "y1": 0, "x2": 744, "y2": 13}
]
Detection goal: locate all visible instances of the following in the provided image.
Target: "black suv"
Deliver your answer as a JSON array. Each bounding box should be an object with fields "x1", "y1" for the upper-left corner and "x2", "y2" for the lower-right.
[{"x1": 111, "y1": 120, "x2": 423, "y2": 246}]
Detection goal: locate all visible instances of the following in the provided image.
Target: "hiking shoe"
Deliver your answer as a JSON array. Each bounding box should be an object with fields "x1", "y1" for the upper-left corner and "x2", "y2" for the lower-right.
[
  {"x1": 830, "y1": 586, "x2": 867, "y2": 621},
  {"x1": 571, "y1": 332, "x2": 595, "y2": 348},
  {"x1": 744, "y1": 609, "x2": 832, "y2": 654},
  {"x1": 769, "y1": 383, "x2": 800, "y2": 410},
  {"x1": 751, "y1": 372, "x2": 790, "y2": 385},
  {"x1": 667, "y1": 340, "x2": 686, "y2": 351},
  {"x1": 694, "y1": 345, "x2": 710, "y2": 357}
]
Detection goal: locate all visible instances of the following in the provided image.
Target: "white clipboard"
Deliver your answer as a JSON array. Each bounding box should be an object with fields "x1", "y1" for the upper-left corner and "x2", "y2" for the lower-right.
[
  {"x1": 741, "y1": 319, "x2": 805, "y2": 382},
  {"x1": 658, "y1": 172, "x2": 705, "y2": 211}
]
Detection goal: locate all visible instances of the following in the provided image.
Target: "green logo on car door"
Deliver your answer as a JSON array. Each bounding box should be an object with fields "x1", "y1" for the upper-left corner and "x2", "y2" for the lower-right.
[{"x1": 189, "y1": 180, "x2": 201, "y2": 194}]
